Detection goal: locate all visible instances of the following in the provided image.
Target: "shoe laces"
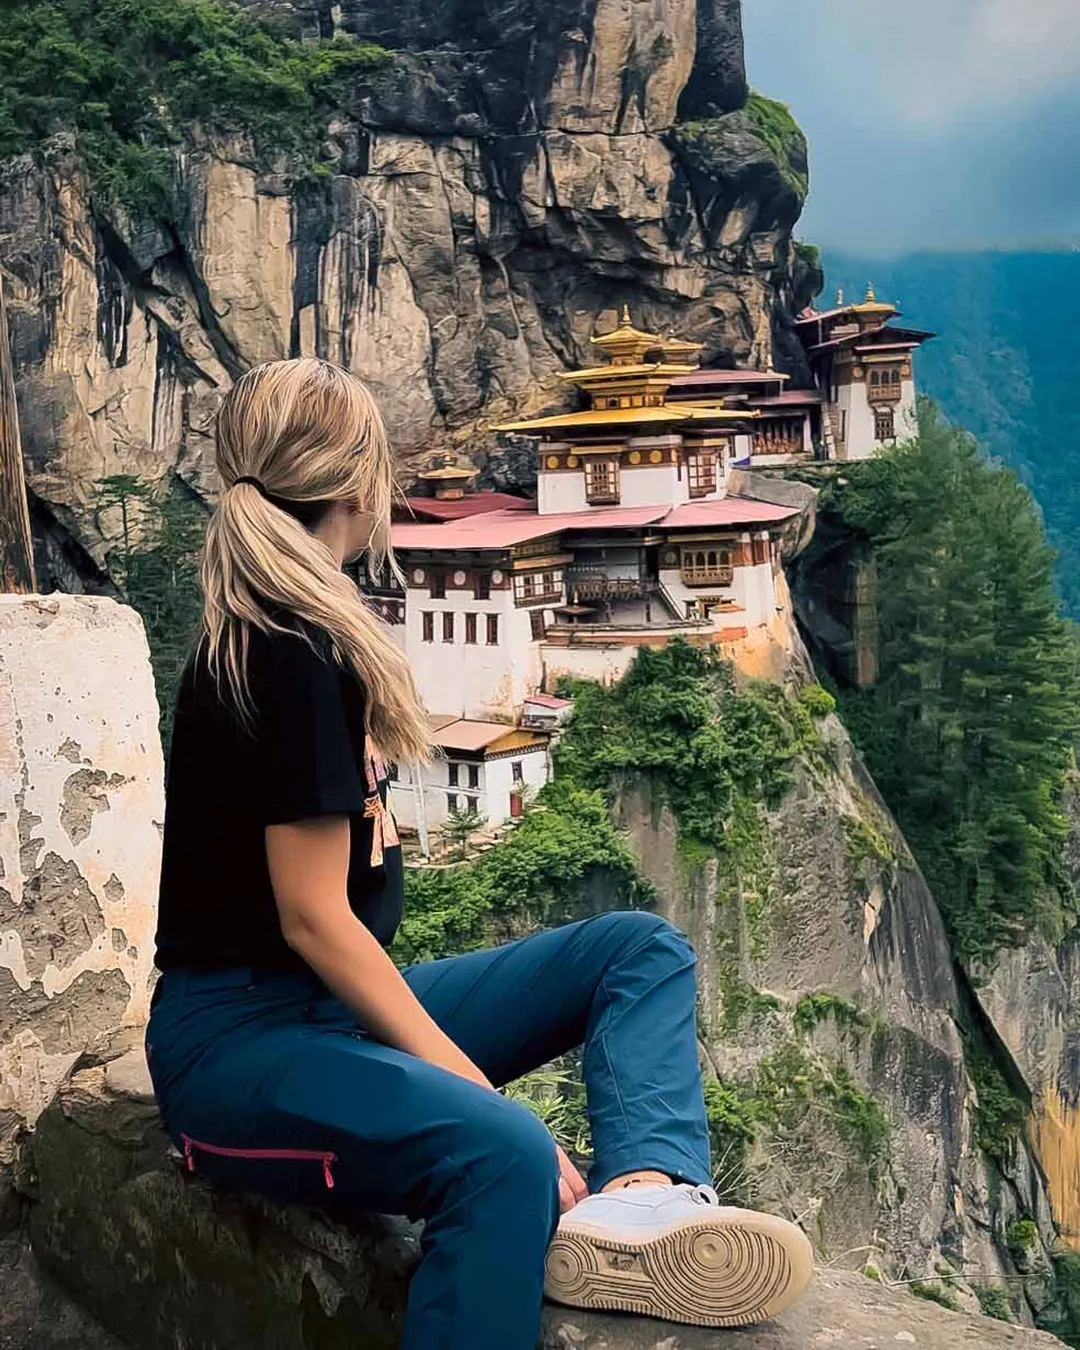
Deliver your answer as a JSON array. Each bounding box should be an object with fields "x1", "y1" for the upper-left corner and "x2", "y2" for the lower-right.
[{"x1": 683, "y1": 1183, "x2": 720, "y2": 1206}]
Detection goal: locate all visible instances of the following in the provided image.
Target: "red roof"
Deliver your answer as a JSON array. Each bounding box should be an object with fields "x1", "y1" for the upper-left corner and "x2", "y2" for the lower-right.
[
  {"x1": 668, "y1": 368, "x2": 789, "y2": 388},
  {"x1": 392, "y1": 498, "x2": 798, "y2": 551},
  {"x1": 663, "y1": 499, "x2": 799, "y2": 529},
  {"x1": 525, "y1": 693, "x2": 573, "y2": 709},
  {"x1": 795, "y1": 307, "x2": 847, "y2": 325},
  {"x1": 401, "y1": 493, "x2": 531, "y2": 521}
]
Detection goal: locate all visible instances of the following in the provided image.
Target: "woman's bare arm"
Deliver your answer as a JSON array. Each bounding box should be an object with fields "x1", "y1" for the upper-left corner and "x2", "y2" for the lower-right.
[{"x1": 265, "y1": 815, "x2": 491, "y2": 1088}]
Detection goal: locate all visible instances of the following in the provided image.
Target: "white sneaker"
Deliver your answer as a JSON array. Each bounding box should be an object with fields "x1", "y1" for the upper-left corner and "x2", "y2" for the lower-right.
[{"x1": 544, "y1": 1183, "x2": 813, "y2": 1327}]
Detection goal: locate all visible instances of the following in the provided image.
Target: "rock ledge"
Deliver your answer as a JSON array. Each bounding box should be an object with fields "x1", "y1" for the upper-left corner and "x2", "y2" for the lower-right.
[{"x1": 20, "y1": 1044, "x2": 1066, "y2": 1349}]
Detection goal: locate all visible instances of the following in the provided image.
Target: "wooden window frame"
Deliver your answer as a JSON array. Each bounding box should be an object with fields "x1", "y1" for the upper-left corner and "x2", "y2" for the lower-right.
[
  {"x1": 584, "y1": 458, "x2": 620, "y2": 506},
  {"x1": 874, "y1": 406, "x2": 896, "y2": 442},
  {"x1": 430, "y1": 571, "x2": 446, "y2": 599},
  {"x1": 422, "y1": 611, "x2": 434, "y2": 643},
  {"x1": 464, "y1": 612, "x2": 477, "y2": 645},
  {"x1": 442, "y1": 611, "x2": 455, "y2": 643},
  {"x1": 686, "y1": 450, "x2": 717, "y2": 499},
  {"x1": 448, "y1": 763, "x2": 459, "y2": 787},
  {"x1": 486, "y1": 614, "x2": 499, "y2": 646},
  {"x1": 530, "y1": 610, "x2": 546, "y2": 640},
  {"x1": 467, "y1": 764, "x2": 480, "y2": 790},
  {"x1": 475, "y1": 573, "x2": 491, "y2": 600}
]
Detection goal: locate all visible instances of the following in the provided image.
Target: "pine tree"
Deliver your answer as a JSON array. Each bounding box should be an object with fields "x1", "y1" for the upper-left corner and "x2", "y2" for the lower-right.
[{"x1": 835, "y1": 402, "x2": 1080, "y2": 962}]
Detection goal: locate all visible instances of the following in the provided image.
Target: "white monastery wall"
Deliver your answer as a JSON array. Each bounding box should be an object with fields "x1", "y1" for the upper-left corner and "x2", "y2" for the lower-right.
[
  {"x1": 542, "y1": 642, "x2": 640, "y2": 688},
  {"x1": 0, "y1": 595, "x2": 164, "y2": 1137},
  {"x1": 538, "y1": 470, "x2": 588, "y2": 515},
  {"x1": 898, "y1": 378, "x2": 919, "y2": 439},
  {"x1": 404, "y1": 587, "x2": 539, "y2": 720},
  {"x1": 728, "y1": 561, "x2": 777, "y2": 629}
]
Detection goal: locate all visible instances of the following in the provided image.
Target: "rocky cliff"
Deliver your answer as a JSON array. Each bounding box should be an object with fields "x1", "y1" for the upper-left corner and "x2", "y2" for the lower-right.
[{"x1": 0, "y1": 0, "x2": 818, "y2": 593}]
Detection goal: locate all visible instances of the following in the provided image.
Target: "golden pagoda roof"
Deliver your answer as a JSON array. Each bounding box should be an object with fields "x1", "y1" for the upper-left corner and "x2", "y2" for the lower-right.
[
  {"x1": 587, "y1": 305, "x2": 703, "y2": 368},
  {"x1": 493, "y1": 406, "x2": 691, "y2": 433},
  {"x1": 849, "y1": 283, "x2": 897, "y2": 317},
  {"x1": 418, "y1": 453, "x2": 475, "y2": 481},
  {"x1": 492, "y1": 403, "x2": 755, "y2": 434},
  {"x1": 555, "y1": 362, "x2": 696, "y2": 384}
]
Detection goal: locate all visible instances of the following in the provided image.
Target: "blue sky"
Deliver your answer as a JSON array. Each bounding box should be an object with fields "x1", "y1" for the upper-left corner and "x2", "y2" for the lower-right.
[{"x1": 741, "y1": 0, "x2": 1080, "y2": 252}]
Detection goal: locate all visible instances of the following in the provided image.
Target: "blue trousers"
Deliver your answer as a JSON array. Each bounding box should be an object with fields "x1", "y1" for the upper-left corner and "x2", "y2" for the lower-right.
[{"x1": 146, "y1": 911, "x2": 711, "y2": 1350}]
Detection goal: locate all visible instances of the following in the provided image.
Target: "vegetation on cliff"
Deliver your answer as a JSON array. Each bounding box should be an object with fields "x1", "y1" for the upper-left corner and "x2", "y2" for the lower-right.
[
  {"x1": 826, "y1": 404, "x2": 1080, "y2": 963},
  {"x1": 396, "y1": 783, "x2": 652, "y2": 965},
  {"x1": 670, "y1": 89, "x2": 809, "y2": 201},
  {"x1": 92, "y1": 473, "x2": 206, "y2": 739},
  {"x1": 0, "y1": 0, "x2": 386, "y2": 211}
]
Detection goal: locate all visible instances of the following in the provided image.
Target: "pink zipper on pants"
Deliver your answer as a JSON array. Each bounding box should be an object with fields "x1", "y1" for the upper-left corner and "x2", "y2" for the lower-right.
[{"x1": 181, "y1": 1133, "x2": 337, "y2": 1189}]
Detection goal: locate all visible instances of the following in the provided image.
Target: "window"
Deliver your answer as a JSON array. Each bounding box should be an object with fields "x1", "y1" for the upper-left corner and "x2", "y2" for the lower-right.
[
  {"x1": 430, "y1": 572, "x2": 446, "y2": 599},
  {"x1": 448, "y1": 763, "x2": 459, "y2": 786},
  {"x1": 680, "y1": 548, "x2": 733, "y2": 586},
  {"x1": 512, "y1": 762, "x2": 524, "y2": 783},
  {"x1": 467, "y1": 764, "x2": 480, "y2": 790},
  {"x1": 475, "y1": 573, "x2": 491, "y2": 600},
  {"x1": 443, "y1": 612, "x2": 455, "y2": 643},
  {"x1": 514, "y1": 569, "x2": 563, "y2": 606},
  {"x1": 422, "y1": 611, "x2": 434, "y2": 643},
  {"x1": 874, "y1": 407, "x2": 895, "y2": 442},
  {"x1": 530, "y1": 611, "x2": 546, "y2": 640},
  {"x1": 465, "y1": 612, "x2": 477, "y2": 645},
  {"x1": 487, "y1": 614, "x2": 500, "y2": 645},
  {"x1": 584, "y1": 459, "x2": 619, "y2": 505},
  {"x1": 447, "y1": 793, "x2": 459, "y2": 814},
  {"x1": 686, "y1": 450, "x2": 717, "y2": 499}
]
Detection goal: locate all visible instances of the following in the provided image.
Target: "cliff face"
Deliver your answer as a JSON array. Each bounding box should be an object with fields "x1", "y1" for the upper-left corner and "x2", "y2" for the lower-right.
[
  {"x1": 0, "y1": 0, "x2": 817, "y2": 592},
  {"x1": 611, "y1": 661, "x2": 1062, "y2": 1324}
]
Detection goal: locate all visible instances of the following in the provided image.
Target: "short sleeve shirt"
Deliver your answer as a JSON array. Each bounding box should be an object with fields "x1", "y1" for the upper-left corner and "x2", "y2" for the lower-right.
[{"x1": 154, "y1": 622, "x2": 404, "y2": 971}]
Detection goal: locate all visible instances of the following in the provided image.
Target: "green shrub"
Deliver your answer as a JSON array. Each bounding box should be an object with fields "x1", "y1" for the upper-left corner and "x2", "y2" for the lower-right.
[
  {"x1": 0, "y1": 0, "x2": 388, "y2": 212},
  {"x1": 798, "y1": 682, "x2": 836, "y2": 718},
  {"x1": 505, "y1": 1059, "x2": 591, "y2": 1158},
  {"x1": 793, "y1": 992, "x2": 869, "y2": 1038},
  {"x1": 744, "y1": 90, "x2": 809, "y2": 195},
  {"x1": 911, "y1": 1281, "x2": 960, "y2": 1312},
  {"x1": 1006, "y1": 1218, "x2": 1039, "y2": 1252},
  {"x1": 966, "y1": 1042, "x2": 1029, "y2": 1161},
  {"x1": 794, "y1": 240, "x2": 821, "y2": 272},
  {"x1": 975, "y1": 1283, "x2": 1014, "y2": 1322}
]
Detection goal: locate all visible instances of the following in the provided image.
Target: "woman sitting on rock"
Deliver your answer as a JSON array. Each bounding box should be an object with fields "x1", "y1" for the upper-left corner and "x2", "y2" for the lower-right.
[{"x1": 146, "y1": 357, "x2": 811, "y2": 1350}]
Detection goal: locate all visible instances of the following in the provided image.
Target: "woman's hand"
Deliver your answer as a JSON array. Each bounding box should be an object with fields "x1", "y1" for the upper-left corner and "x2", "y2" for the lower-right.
[{"x1": 555, "y1": 1143, "x2": 588, "y2": 1214}]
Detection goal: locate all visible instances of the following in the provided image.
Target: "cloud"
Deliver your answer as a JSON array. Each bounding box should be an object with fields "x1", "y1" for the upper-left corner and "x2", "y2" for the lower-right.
[{"x1": 746, "y1": 0, "x2": 1080, "y2": 128}]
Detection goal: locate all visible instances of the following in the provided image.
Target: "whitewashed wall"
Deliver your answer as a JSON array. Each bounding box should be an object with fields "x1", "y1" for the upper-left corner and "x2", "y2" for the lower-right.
[{"x1": 0, "y1": 595, "x2": 163, "y2": 1136}]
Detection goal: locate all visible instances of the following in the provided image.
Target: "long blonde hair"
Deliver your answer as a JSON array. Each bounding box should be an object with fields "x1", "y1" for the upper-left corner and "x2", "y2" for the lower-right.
[{"x1": 201, "y1": 357, "x2": 431, "y2": 764}]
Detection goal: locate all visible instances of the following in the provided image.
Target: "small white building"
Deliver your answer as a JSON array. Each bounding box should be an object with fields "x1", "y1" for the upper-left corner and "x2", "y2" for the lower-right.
[
  {"x1": 795, "y1": 286, "x2": 933, "y2": 460},
  {"x1": 393, "y1": 716, "x2": 551, "y2": 834}
]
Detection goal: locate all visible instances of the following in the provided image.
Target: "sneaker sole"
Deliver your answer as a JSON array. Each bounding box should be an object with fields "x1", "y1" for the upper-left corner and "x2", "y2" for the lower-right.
[{"x1": 544, "y1": 1207, "x2": 813, "y2": 1327}]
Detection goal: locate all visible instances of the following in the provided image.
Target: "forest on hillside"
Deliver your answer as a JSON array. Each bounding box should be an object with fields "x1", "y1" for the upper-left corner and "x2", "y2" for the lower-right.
[{"x1": 825, "y1": 248, "x2": 1080, "y2": 615}]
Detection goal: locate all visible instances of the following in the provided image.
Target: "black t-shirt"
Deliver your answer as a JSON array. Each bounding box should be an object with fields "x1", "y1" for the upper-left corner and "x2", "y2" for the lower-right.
[{"x1": 154, "y1": 621, "x2": 404, "y2": 971}]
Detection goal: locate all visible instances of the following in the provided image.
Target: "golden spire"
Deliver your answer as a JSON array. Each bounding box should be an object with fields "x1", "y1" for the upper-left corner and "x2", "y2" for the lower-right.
[
  {"x1": 865, "y1": 283, "x2": 876, "y2": 302},
  {"x1": 836, "y1": 287, "x2": 844, "y2": 306},
  {"x1": 620, "y1": 303, "x2": 632, "y2": 326}
]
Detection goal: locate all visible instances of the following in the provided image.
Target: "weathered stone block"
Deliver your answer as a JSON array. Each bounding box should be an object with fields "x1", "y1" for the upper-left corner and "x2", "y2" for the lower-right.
[
  {"x1": 0, "y1": 594, "x2": 163, "y2": 1223},
  {"x1": 26, "y1": 1044, "x2": 1067, "y2": 1349}
]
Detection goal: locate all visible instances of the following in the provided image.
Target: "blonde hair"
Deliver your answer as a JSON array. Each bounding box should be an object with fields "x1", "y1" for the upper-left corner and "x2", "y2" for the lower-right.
[{"x1": 201, "y1": 357, "x2": 431, "y2": 764}]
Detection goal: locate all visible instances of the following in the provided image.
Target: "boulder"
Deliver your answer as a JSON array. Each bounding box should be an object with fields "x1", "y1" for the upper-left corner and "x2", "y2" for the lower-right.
[
  {"x1": 23, "y1": 1043, "x2": 1066, "y2": 1349},
  {"x1": 0, "y1": 594, "x2": 163, "y2": 1229}
]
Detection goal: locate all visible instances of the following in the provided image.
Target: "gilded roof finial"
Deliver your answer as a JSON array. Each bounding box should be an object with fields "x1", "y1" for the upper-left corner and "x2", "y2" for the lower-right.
[
  {"x1": 620, "y1": 303, "x2": 632, "y2": 327},
  {"x1": 836, "y1": 287, "x2": 844, "y2": 306},
  {"x1": 865, "y1": 282, "x2": 876, "y2": 302}
]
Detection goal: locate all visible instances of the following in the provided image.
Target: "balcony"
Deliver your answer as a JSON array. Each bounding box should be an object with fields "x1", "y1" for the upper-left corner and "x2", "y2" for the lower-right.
[
  {"x1": 680, "y1": 563, "x2": 733, "y2": 587},
  {"x1": 867, "y1": 381, "x2": 902, "y2": 404},
  {"x1": 565, "y1": 566, "x2": 655, "y2": 601}
]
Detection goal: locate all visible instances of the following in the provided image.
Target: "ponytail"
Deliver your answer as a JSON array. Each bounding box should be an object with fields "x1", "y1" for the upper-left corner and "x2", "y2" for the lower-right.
[{"x1": 200, "y1": 359, "x2": 432, "y2": 765}]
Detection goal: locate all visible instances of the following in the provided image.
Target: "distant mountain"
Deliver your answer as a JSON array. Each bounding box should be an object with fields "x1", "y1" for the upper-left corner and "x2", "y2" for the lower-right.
[{"x1": 824, "y1": 249, "x2": 1080, "y2": 615}]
